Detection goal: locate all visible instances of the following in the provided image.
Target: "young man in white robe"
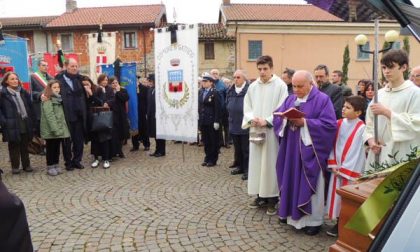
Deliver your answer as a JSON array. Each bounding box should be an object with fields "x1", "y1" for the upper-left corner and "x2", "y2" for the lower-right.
[
  {"x1": 363, "y1": 49, "x2": 420, "y2": 171},
  {"x1": 326, "y1": 96, "x2": 367, "y2": 237},
  {"x1": 242, "y1": 55, "x2": 288, "y2": 215}
]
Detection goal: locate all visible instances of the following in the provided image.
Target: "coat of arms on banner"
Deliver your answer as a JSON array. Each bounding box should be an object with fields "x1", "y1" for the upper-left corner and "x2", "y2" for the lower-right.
[{"x1": 163, "y1": 58, "x2": 189, "y2": 109}]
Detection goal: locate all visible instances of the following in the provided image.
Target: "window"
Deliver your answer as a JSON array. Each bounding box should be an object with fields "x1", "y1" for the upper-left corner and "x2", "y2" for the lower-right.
[
  {"x1": 124, "y1": 31, "x2": 137, "y2": 49},
  {"x1": 248, "y1": 40, "x2": 262, "y2": 60},
  {"x1": 392, "y1": 41, "x2": 401, "y2": 49},
  {"x1": 60, "y1": 33, "x2": 73, "y2": 52},
  {"x1": 204, "y1": 42, "x2": 215, "y2": 60},
  {"x1": 357, "y1": 42, "x2": 370, "y2": 60}
]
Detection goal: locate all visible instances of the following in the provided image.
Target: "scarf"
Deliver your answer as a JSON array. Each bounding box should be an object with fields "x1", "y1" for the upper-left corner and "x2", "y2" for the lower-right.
[
  {"x1": 52, "y1": 92, "x2": 63, "y2": 103},
  {"x1": 7, "y1": 86, "x2": 28, "y2": 119}
]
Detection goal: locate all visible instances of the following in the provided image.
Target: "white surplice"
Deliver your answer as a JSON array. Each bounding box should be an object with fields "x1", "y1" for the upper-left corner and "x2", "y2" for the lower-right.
[
  {"x1": 363, "y1": 80, "x2": 420, "y2": 171},
  {"x1": 242, "y1": 74, "x2": 288, "y2": 197},
  {"x1": 326, "y1": 118, "x2": 366, "y2": 220}
]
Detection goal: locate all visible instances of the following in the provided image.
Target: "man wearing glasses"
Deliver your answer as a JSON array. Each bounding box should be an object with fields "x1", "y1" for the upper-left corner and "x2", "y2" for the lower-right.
[{"x1": 410, "y1": 65, "x2": 420, "y2": 87}]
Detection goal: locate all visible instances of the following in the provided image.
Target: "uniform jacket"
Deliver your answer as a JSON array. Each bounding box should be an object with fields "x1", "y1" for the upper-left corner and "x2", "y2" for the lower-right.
[{"x1": 198, "y1": 87, "x2": 221, "y2": 127}]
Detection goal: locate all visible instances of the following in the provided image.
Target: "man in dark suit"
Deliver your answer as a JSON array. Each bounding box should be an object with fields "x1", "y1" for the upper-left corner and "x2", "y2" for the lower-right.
[
  {"x1": 146, "y1": 74, "x2": 166, "y2": 157},
  {"x1": 31, "y1": 59, "x2": 52, "y2": 138},
  {"x1": 314, "y1": 64, "x2": 344, "y2": 119},
  {"x1": 55, "y1": 58, "x2": 88, "y2": 170},
  {"x1": 131, "y1": 77, "x2": 150, "y2": 151}
]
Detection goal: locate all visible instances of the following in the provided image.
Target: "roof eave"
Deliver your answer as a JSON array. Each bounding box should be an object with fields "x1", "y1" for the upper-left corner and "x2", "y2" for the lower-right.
[{"x1": 45, "y1": 23, "x2": 156, "y2": 31}]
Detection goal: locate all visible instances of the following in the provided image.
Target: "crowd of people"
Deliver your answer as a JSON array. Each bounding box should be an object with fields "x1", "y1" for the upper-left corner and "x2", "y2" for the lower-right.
[
  {"x1": 0, "y1": 49, "x2": 419, "y2": 249},
  {"x1": 196, "y1": 50, "x2": 419, "y2": 237},
  {"x1": 0, "y1": 58, "x2": 167, "y2": 176}
]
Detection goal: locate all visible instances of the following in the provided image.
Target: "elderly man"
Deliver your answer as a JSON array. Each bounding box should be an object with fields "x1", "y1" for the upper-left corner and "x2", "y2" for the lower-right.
[
  {"x1": 273, "y1": 70, "x2": 337, "y2": 235},
  {"x1": 410, "y1": 65, "x2": 420, "y2": 87},
  {"x1": 210, "y1": 69, "x2": 230, "y2": 148},
  {"x1": 227, "y1": 69, "x2": 250, "y2": 180},
  {"x1": 31, "y1": 59, "x2": 53, "y2": 138},
  {"x1": 242, "y1": 55, "x2": 288, "y2": 215},
  {"x1": 55, "y1": 58, "x2": 88, "y2": 170},
  {"x1": 314, "y1": 65, "x2": 344, "y2": 119}
]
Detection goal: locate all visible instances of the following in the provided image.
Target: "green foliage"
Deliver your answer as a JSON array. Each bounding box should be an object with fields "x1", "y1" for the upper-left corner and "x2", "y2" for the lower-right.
[
  {"x1": 403, "y1": 36, "x2": 410, "y2": 80},
  {"x1": 342, "y1": 45, "x2": 350, "y2": 84}
]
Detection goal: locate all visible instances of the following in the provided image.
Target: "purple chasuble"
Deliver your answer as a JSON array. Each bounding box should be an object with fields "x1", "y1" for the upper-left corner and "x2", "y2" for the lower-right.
[{"x1": 273, "y1": 87, "x2": 337, "y2": 221}]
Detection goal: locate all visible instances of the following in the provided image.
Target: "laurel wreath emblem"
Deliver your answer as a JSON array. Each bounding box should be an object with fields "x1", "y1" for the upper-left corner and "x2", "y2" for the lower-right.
[{"x1": 163, "y1": 82, "x2": 190, "y2": 108}]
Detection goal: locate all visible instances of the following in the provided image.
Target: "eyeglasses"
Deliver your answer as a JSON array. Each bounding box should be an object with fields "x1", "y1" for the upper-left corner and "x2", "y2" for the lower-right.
[
  {"x1": 40, "y1": 64, "x2": 48, "y2": 67},
  {"x1": 412, "y1": 74, "x2": 420, "y2": 78},
  {"x1": 234, "y1": 76, "x2": 241, "y2": 79}
]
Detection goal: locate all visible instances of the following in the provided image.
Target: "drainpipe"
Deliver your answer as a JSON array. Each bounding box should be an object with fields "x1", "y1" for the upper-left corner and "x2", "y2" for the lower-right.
[
  {"x1": 234, "y1": 22, "x2": 238, "y2": 70},
  {"x1": 142, "y1": 29, "x2": 147, "y2": 78}
]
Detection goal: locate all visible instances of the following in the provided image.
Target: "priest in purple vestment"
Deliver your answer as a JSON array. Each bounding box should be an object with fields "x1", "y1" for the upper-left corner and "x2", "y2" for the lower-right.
[{"x1": 273, "y1": 70, "x2": 337, "y2": 236}]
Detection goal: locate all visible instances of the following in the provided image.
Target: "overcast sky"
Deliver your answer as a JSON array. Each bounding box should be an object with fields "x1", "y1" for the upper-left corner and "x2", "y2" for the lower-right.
[{"x1": 1, "y1": 0, "x2": 419, "y2": 23}]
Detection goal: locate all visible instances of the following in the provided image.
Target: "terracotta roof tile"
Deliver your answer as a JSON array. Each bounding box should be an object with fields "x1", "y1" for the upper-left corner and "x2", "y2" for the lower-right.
[
  {"x1": 199, "y1": 23, "x2": 235, "y2": 40},
  {"x1": 46, "y1": 4, "x2": 165, "y2": 28},
  {"x1": 0, "y1": 16, "x2": 58, "y2": 28},
  {"x1": 221, "y1": 4, "x2": 343, "y2": 22}
]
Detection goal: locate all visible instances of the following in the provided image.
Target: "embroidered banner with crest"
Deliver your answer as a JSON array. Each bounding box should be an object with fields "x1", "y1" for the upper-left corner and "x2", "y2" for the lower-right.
[
  {"x1": 154, "y1": 24, "x2": 198, "y2": 142},
  {"x1": 88, "y1": 32, "x2": 116, "y2": 81}
]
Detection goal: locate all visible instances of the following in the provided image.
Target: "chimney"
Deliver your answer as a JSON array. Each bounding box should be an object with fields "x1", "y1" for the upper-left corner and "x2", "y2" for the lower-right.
[
  {"x1": 66, "y1": 0, "x2": 77, "y2": 13},
  {"x1": 223, "y1": 0, "x2": 230, "y2": 5}
]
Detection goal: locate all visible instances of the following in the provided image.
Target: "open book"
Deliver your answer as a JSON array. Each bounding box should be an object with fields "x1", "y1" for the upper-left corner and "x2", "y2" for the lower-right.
[{"x1": 273, "y1": 107, "x2": 305, "y2": 119}]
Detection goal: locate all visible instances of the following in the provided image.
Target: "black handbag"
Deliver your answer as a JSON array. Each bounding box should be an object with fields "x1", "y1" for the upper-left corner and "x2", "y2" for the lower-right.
[{"x1": 90, "y1": 110, "x2": 113, "y2": 132}]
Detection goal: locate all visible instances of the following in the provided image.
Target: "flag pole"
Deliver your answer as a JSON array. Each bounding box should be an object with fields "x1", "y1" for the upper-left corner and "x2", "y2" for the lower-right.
[{"x1": 373, "y1": 18, "x2": 380, "y2": 164}]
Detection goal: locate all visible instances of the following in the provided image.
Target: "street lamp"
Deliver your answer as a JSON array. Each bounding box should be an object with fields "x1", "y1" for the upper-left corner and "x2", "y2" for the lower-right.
[
  {"x1": 354, "y1": 23, "x2": 399, "y2": 165},
  {"x1": 355, "y1": 30, "x2": 399, "y2": 54}
]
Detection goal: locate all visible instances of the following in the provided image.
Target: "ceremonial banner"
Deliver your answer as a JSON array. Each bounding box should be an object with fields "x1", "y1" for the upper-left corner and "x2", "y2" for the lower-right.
[
  {"x1": 0, "y1": 36, "x2": 30, "y2": 90},
  {"x1": 154, "y1": 24, "x2": 198, "y2": 142},
  {"x1": 88, "y1": 32, "x2": 116, "y2": 81},
  {"x1": 101, "y1": 63, "x2": 138, "y2": 132},
  {"x1": 30, "y1": 52, "x2": 78, "y2": 77}
]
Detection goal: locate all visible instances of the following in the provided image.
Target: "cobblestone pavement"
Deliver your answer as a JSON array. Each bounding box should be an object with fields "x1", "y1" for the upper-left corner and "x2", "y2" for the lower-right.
[{"x1": 1, "y1": 141, "x2": 335, "y2": 251}]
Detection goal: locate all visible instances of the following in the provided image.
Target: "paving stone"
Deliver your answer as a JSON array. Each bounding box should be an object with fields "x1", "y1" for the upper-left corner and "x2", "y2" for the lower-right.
[{"x1": 1, "y1": 142, "x2": 335, "y2": 251}]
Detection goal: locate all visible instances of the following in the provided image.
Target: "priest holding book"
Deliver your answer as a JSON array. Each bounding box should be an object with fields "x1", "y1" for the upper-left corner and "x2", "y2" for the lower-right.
[{"x1": 273, "y1": 70, "x2": 337, "y2": 235}]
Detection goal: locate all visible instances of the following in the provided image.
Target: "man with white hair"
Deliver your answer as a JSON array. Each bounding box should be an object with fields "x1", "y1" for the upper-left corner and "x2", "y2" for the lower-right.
[
  {"x1": 210, "y1": 69, "x2": 230, "y2": 148},
  {"x1": 273, "y1": 70, "x2": 337, "y2": 235},
  {"x1": 55, "y1": 58, "x2": 88, "y2": 170},
  {"x1": 410, "y1": 65, "x2": 420, "y2": 87}
]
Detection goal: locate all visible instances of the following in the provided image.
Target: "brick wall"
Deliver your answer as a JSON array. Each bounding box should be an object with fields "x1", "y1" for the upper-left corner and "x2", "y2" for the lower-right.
[{"x1": 49, "y1": 27, "x2": 155, "y2": 76}]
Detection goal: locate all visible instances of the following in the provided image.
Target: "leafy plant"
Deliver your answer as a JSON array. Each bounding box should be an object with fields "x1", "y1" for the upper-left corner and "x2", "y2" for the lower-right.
[{"x1": 342, "y1": 45, "x2": 350, "y2": 84}]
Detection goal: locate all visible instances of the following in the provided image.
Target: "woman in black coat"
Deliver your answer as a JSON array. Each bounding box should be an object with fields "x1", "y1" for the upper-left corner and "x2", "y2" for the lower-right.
[
  {"x1": 0, "y1": 72, "x2": 35, "y2": 174},
  {"x1": 89, "y1": 74, "x2": 114, "y2": 169},
  {"x1": 108, "y1": 76, "x2": 130, "y2": 159},
  {"x1": 199, "y1": 75, "x2": 221, "y2": 167}
]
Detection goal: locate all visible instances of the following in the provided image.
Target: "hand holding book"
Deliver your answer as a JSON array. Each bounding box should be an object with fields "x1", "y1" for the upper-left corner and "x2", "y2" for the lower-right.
[{"x1": 273, "y1": 107, "x2": 305, "y2": 119}]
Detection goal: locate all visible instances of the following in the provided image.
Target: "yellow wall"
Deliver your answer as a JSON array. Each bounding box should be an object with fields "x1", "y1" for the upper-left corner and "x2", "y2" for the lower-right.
[
  {"x1": 198, "y1": 40, "x2": 235, "y2": 77},
  {"x1": 233, "y1": 22, "x2": 419, "y2": 91}
]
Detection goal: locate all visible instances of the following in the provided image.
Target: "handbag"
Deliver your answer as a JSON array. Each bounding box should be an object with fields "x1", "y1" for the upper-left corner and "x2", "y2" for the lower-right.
[
  {"x1": 28, "y1": 136, "x2": 45, "y2": 155},
  {"x1": 90, "y1": 109, "x2": 113, "y2": 132}
]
